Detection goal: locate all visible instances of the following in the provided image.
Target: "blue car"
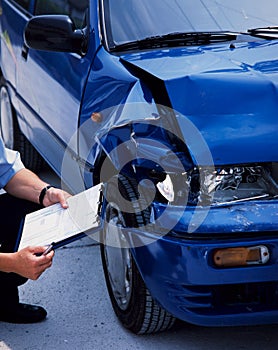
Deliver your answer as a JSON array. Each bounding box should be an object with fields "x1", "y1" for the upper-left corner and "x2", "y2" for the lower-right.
[{"x1": 1, "y1": 0, "x2": 278, "y2": 334}]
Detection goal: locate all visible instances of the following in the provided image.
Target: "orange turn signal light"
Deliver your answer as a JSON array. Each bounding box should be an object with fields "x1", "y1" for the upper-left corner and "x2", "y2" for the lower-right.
[
  {"x1": 213, "y1": 245, "x2": 269, "y2": 268},
  {"x1": 91, "y1": 112, "x2": 103, "y2": 123}
]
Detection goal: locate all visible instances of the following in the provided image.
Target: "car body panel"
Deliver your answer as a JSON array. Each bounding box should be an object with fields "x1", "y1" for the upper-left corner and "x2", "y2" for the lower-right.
[{"x1": 120, "y1": 42, "x2": 278, "y2": 165}]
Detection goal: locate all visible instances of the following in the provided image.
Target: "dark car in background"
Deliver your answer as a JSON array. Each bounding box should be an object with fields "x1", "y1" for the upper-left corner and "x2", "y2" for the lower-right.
[{"x1": 0, "y1": 0, "x2": 278, "y2": 334}]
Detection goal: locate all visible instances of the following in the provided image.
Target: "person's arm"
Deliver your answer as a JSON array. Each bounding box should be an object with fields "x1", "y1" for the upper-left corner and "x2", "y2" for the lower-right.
[
  {"x1": 0, "y1": 149, "x2": 71, "y2": 278},
  {"x1": 0, "y1": 246, "x2": 54, "y2": 280},
  {"x1": 4, "y1": 168, "x2": 70, "y2": 208}
]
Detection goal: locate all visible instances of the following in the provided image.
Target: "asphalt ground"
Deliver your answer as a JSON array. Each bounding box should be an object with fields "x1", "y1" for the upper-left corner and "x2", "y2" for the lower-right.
[{"x1": 1, "y1": 169, "x2": 278, "y2": 349}]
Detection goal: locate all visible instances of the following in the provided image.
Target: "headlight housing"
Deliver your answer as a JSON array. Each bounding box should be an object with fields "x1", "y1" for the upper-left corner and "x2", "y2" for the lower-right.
[{"x1": 156, "y1": 163, "x2": 278, "y2": 207}]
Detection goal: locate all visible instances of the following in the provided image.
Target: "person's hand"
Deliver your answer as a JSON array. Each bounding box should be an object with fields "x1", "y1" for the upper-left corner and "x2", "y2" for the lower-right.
[
  {"x1": 42, "y1": 187, "x2": 71, "y2": 208},
  {"x1": 11, "y1": 246, "x2": 54, "y2": 280}
]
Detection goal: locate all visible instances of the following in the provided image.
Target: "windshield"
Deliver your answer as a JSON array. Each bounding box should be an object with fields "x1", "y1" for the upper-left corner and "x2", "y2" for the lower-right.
[{"x1": 102, "y1": 0, "x2": 278, "y2": 48}]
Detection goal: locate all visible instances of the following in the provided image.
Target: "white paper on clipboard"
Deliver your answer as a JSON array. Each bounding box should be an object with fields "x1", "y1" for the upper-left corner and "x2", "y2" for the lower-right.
[{"x1": 17, "y1": 183, "x2": 103, "y2": 251}]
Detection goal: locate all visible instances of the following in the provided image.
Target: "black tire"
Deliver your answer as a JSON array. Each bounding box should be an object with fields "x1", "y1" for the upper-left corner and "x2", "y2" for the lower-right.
[
  {"x1": 0, "y1": 77, "x2": 45, "y2": 173},
  {"x1": 100, "y1": 174, "x2": 176, "y2": 334}
]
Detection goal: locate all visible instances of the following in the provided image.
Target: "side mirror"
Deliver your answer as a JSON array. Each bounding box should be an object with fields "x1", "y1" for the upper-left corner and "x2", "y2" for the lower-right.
[{"x1": 24, "y1": 15, "x2": 88, "y2": 55}]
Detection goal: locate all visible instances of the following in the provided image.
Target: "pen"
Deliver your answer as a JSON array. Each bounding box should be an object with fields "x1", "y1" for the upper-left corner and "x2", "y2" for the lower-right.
[{"x1": 42, "y1": 244, "x2": 54, "y2": 256}]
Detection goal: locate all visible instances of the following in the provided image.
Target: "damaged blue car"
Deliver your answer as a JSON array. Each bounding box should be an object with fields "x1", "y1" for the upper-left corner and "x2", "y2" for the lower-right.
[{"x1": 0, "y1": 0, "x2": 278, "y2": 334}]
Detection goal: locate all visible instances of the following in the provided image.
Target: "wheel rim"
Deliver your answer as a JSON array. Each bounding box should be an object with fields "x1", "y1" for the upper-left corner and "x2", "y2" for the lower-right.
[
  {"x1": 0, "y1": 86, "x2": 14, "y2": 149},
  {"x1": 103, "y1": 203, "x2": 133, "y2": 311}
]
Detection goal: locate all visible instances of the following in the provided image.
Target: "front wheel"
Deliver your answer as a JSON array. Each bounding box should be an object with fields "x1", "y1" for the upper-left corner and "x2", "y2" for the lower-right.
[{"x1": 100, "y1": 175, "x2": 176, "y2": 334}]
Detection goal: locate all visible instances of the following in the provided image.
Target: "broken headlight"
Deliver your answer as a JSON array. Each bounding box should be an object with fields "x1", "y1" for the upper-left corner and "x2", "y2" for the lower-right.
[{"x1": 156, "y1": 163, "x2": 278, "y2": 206}]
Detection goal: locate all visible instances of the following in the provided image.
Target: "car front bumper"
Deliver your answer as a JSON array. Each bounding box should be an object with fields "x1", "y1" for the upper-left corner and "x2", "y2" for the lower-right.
[{"x1": 128, "y1": 199, "x2": 278, "y2": 326}]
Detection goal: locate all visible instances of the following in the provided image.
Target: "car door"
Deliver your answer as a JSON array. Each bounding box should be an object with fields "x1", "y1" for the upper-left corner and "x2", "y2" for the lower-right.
[
  {"x1": 0, "y1": 0, "x2": 32, "y2": 108},
  {"x1": 16, "y1": 0, "x2": 91, "y2": 188}
]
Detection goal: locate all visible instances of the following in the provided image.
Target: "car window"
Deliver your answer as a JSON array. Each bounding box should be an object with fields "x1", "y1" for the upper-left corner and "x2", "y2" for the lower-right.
[
  {"x1": 35, "y1": 0, "x2": 88, "y2": 29},
  {"x1": 13, "y1": 0, "x2": 31, "y2": 11}
]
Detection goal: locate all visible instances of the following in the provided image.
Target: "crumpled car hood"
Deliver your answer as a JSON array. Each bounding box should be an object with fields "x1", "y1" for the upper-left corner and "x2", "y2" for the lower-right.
[{"x1": 120, "y1": 41, "x2": 278, "y2": 165}]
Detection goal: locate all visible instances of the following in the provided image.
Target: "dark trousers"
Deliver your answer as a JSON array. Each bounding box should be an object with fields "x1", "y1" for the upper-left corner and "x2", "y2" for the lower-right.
[{"x1": 0, "y1": 194, "x2": 41, "y2": 306}]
